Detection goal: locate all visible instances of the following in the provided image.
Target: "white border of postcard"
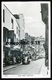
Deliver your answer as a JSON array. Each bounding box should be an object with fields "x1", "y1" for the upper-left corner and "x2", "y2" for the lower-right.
[{"x1": 1, "y1": 1, "x2": 51, "y2": 78}]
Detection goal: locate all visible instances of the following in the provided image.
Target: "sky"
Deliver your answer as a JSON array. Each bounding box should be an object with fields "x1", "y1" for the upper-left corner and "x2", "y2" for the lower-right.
[{"x1": 2, "y1": 2, "x2": 45, "y2": 38}]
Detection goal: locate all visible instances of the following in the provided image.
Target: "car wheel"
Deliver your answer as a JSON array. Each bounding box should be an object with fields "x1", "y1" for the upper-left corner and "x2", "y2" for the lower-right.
[
  {"x1": 27, "y1": 61, "x2": 30, "y2": 64},
  {"x1": 27, "y1": 59, "x2": 30, "y2": 64},
  {"x1": 22, "y1": 61, "x2": 25, "y2": 64}
]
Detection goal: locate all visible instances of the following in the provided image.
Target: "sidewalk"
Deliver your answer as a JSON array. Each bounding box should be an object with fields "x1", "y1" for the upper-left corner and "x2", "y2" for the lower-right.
[
  {"x1": 39, "y1": 61, "x2": 49, "y2": 76},
  {"x1": 3, "y1": 64, "x2": 21, "y2": 72}
]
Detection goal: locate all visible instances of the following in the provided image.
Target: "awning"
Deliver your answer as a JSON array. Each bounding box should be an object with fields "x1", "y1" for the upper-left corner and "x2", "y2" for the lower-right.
[
  {"x1": 13, "y1": 45, "x2": 20, "y2": 49},
  {"x1": 10, "y1": 45, "x2": 20, "y2": 51},
  {"x1": 5, "y1": 44, "x2": 11, "y2": 48},
  {"x1": 3, "y1": 45, "x2": 11, "y2": 51},
  {"x1": 28, "y1": 45, "x2": 35, "y2": 49}
]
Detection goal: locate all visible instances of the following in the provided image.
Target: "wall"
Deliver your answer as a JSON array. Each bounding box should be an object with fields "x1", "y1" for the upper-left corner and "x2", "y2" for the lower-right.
[
  {"x1": 19, "y1": 14, "x2": 25, "y2": 40},
  {"x1": 3, "y1": 5, "x2": 19, "y2": 40},
  {"x1": 41, "y1": 4, "x2": 48, "y2": 67}
]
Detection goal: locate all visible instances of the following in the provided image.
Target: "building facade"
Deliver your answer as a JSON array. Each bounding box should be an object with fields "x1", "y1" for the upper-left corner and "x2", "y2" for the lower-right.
[
  {"x1": 13, "y1": 14, "x2": 20, "y2": 41},
  {"x1": 35, "y1": 37, "x2": 45, "y2": 53},
  {"x1": 3, "y1": 5, "x2": 19, "y2": 44},
  {"x1": 25, "y1": 33, "x2": 35, "y2": 45},
  {"x1": 25, "y1": 33, "x2": 31, "y2": 44},
  {"x1": 19, "y1": 14, "x2": 25, "y2": 40},
  {"x1": 14, "y1": 14, "x2": 25, "y2": 40},
  {"x1": 3, "y1": 5, "x2": 20, "y2": 65},
  {"x1": 41, "y1": 4, "x2": 48, "y2": 67},
  {"x1": 3, "y1": 4, "x2": 25, "y2": 65}
]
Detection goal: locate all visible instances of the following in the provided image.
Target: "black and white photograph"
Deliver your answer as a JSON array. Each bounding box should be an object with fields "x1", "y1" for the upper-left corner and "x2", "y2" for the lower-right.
[{"x1": 1, "y1": 1, "x2": 51, "y2": 78}]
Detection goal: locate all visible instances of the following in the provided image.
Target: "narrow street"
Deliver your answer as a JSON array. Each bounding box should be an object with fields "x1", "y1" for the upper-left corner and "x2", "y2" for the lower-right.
[{"x1": 3, "y1": 58, "x2": 45, "y2": 75}]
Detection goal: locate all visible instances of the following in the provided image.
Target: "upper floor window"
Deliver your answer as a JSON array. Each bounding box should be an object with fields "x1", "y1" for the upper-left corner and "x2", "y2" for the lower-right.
[
  {"x1": 11, "y1": 19, "x2": 13, "y2": 23},
  {"x1": 3, "y1": 9, "x2": 5, "y2": 23},
  {"x1": 11, "y1": 19, "x2": 13, "y2": 29},
  {"x1": 38, "y1": 41, "x2": 40, "y2": 45},
  {"x1": 16, "y1": 27, "x2": 18, "y2": 34},
  {"x1": 36, "y1": 41, "x2": 37, "y2": 45}
]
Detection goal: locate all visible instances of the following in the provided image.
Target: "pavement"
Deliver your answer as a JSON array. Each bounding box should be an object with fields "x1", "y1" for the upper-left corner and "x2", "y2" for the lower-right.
[
  {"x1": 3, "y1": 60, "x2": 48, "y2": 76},
  {"x1": 39, "y1": 60, "x2": 49, "y2": 76},
  {"x1": 3, "y1": 63, "x2": 21, "y2": 72}
]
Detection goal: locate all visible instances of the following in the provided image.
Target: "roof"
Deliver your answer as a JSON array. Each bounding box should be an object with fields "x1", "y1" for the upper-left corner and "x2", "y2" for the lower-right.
[
  {"x1": 13, "y1": 14, "x2": 19, "y2": 19},
  {"x1": 3, "y1": 4, "x2": 19, "y2": 19},
  {"x1": 35, "y1": 37, "x2": 45, "y2": 41}
]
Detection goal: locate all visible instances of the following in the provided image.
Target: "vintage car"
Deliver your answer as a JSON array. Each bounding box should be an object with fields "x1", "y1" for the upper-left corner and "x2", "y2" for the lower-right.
[{"x1": 22, "y1": 51, "x2": 31, "y2": 64}]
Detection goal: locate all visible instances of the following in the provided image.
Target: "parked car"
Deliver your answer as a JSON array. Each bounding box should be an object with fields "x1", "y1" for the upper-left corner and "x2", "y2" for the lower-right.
[
  {"x1": 22, "y1": 52, "x2": 31, "y2": 64},
  {"x1": 16, "y1": 55, "x2": 21, "y2": 63},
  {"x1": 4, "y1": 56, "x2": 13, "y2": 65},
  {"x1": 10, "y1": 48, "x2": 22, "y2": 64}
]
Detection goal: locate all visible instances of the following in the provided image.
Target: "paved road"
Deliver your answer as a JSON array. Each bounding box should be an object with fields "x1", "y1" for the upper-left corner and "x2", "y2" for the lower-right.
[{"x1": 3, "y1": 58, "x2": 45, "y2": 75}]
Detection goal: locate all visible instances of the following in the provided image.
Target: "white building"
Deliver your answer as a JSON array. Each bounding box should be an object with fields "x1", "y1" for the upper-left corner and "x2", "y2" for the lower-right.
[
  {"x1": 3, "y1": 5, "x2": 20, "y2": 65},
  {"x1": 19, "y1": 14, "x2": 25, "y2": 40},
  {"x1": 35, "y1": 37, "x2": 45, "y2": 53},
  {"x1": 3, "y1": 4, "x2": 19, "y2": 43},
  {"x1": 13, "y1": 14, "x2": 25, "y2": 41}
]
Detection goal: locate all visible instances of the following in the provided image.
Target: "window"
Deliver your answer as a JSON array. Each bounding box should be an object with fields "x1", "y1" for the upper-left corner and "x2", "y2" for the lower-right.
[
  {"x1": 31, "y1": 41, "x2": 33, "y2": 44},
  {"x1": 11, "y1": 19, "x2": 13, "y2": 29},
  {"x1": 11, "y1": 19, "x2": 13, "y2": 23},
  {"x1": 16, "y1": 27, "x2": 18, "y2": 34},
  {"x1": 3, "y1": 9, "x2": 5, "y2": 23},
  {"x1": 38, "y1": 41, "x2": 40, "y2": 45},
  {"x1": 36, "y1": 41, "x2": 37, "y2": 44}
]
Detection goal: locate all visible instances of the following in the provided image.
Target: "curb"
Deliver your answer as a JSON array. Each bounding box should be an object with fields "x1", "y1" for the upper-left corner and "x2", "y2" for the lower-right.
[
  {"x1": 3, "y1": 64, "x2": 21, "y2": 72},
  {"x1": 39, "y1": 62, "x2": 47, "y2": 75}
]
